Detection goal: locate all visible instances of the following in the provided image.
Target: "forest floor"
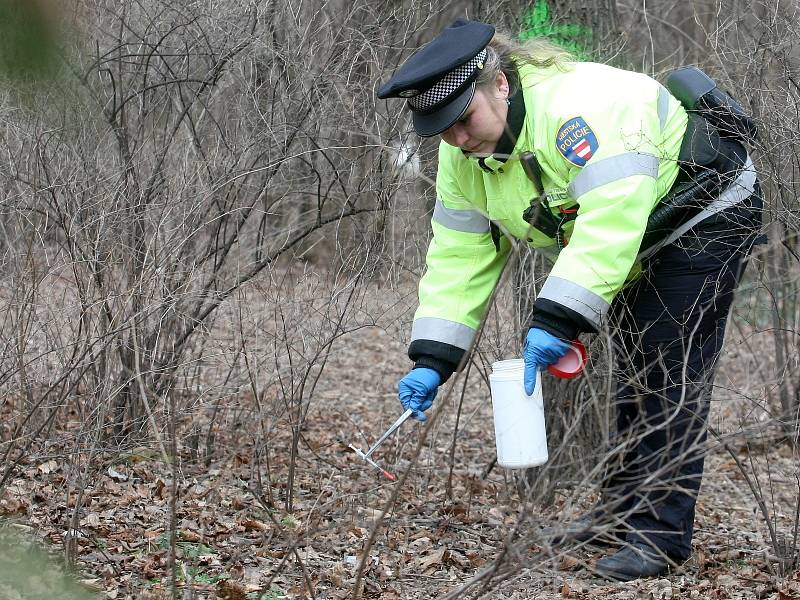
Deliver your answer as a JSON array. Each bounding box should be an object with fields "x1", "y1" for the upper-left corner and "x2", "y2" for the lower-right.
[{"x1": 1, "y1": 303, "x2": 800, "y2": 600}]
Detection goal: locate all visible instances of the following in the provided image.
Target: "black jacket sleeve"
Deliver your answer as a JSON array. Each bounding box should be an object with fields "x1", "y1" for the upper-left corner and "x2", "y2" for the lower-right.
[
  {"x1": 408, "y1": 339, "x2": 462, "y2": 383},
  {"x1": 530, "y1": 297, "x2": 598, "y2": 341}
]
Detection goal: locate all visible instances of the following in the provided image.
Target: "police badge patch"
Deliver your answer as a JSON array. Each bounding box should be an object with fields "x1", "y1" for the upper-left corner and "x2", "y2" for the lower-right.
[{"x1": 556, "y1": 117, "x2": 599, "y2": 167}]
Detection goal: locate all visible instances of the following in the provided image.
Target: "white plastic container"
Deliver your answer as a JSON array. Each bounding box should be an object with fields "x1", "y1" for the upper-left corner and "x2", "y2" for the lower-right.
[{"x1": 489, "y1": 359, "x2": 548, "y2": 468}]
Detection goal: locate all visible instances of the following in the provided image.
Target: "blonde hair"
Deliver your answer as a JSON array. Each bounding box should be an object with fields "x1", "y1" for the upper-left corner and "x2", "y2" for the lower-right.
[{"x1": 476, "y1": 31, "x2": 574, "y2": 95}]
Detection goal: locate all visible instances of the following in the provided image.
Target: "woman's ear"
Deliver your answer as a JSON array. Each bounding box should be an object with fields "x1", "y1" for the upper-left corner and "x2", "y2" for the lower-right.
[{"x1": 496, "y1": 71, "x2": 509, "y2": 99}]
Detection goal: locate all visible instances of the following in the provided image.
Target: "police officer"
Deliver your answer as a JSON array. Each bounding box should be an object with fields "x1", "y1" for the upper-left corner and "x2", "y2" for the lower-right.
[{"x1": 378, "y1": 18, "x2": 761, "y2": 580}]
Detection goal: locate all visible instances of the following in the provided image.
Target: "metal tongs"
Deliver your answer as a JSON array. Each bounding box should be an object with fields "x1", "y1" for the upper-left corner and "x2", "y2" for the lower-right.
[{"x1": 349, "y1": 408, "x2": 413, "y2": 481}]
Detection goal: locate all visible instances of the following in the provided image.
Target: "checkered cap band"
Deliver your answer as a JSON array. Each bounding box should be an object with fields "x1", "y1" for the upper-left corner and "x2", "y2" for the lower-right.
[{"x1": 408, "y1": 49, "x2": 487, "y2": 111}]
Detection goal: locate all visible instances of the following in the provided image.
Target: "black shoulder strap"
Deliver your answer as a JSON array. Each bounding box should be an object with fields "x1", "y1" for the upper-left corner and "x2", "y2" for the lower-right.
[{"x1": 520, "y1": 151, "x2": 545, "y2": 196}]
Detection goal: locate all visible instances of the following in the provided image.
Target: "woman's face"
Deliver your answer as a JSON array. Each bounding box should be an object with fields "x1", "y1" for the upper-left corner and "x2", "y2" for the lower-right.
[{"x1": 440, "y1": 72, "x2": 509, "y2": 155}]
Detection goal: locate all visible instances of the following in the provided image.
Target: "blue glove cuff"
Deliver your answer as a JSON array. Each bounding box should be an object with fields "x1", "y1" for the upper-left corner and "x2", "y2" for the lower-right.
[{"x1": 410, "y1": 366, "x2": 441, "y2": 388}]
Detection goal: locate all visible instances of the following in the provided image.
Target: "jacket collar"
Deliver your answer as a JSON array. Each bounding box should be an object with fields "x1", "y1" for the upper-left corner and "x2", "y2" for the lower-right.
[{"x1": 492, "y1": 85, "x2": 526, "y2": 161}]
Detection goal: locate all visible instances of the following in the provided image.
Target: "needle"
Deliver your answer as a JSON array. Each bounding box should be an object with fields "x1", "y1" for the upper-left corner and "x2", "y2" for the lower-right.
[{"x1": 348, "y1": 444, "x2": 397, "y2": 481}]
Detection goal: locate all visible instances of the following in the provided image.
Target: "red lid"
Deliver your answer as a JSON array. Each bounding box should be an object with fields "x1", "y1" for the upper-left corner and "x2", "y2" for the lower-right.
[{"x1": 547, "y1": 340, "x2": 588, "y2": 379}]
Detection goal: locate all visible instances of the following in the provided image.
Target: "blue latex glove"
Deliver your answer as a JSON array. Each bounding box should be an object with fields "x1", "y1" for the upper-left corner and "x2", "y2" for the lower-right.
[
  {"x1": 398, "y1": 367, "x2": 441, "y2": 421},
  {"x1": 523, "y1": 328, "x2": 571, "y2": 395}
]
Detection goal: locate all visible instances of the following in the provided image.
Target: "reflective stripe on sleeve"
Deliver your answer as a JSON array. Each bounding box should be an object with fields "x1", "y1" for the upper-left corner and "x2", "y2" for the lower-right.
[
  {"x1": 432, "y1": 198, "x2": 490, "y2": 233},
  {"x1": 567, "y1": 152, "x2": 660, "y2": 200},
  {"x1": 411, "y1": 317, "x2": 476, "y2": 351},
  {"x1": 658, "y1": 85, "x2": 670, "y2": 131},
  {"x1": 538, "y1": 276, "x2": 610, "y2": 330}
]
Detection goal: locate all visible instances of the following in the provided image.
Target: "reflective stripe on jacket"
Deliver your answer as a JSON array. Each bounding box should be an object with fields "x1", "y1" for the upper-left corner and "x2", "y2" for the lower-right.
[{"x1": 411, "y1": 61, "x2": 688, "y2": 355}]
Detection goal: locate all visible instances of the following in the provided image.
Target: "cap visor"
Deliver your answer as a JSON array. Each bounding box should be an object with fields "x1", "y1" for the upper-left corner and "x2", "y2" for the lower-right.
[{"x1": 412, "y1": 83, "x2": 475, "y2": 137}]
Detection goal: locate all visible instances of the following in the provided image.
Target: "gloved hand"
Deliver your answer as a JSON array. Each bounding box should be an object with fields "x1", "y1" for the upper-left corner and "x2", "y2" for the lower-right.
[
  {"x1": 398, "y1": 367, "x2": 441, "y2": 421},
  {"x1": 523, "y1": 328, "x2": 571, "y2": 395}
]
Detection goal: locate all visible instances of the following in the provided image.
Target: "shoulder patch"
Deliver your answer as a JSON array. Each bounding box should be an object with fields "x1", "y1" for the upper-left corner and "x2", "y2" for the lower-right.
[{"x1": 556, "y1": 117, "x2": 598, "y2": 167}]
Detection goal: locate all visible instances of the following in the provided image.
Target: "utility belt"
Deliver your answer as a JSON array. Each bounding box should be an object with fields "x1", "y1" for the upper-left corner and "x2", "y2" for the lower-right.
[{"x1": 518, "y1": 66, "x2": 757, "y2": 251}]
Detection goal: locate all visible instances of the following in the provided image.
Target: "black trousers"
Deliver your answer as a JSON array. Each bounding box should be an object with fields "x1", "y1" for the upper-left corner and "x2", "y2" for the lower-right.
[{"x1": 602, "y1": 186, "x2": 762, "y2": 560}]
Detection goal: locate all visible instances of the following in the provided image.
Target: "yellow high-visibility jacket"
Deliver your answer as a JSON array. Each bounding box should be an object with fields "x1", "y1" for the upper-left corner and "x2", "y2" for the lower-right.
[{"x1": 409, "y1": 61, "x2": 689, "y2": 378}]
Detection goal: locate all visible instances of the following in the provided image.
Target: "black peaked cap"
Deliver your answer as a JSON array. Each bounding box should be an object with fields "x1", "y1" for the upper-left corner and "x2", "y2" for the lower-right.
[{"x1": 377, "y1": 19, "x2": 495, "y2": 99}]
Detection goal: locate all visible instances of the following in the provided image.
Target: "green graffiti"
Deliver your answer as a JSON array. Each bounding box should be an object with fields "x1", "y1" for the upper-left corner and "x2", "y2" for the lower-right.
[{"x1": 520, "y1": 0, "x2": 592, "y2": 58}]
